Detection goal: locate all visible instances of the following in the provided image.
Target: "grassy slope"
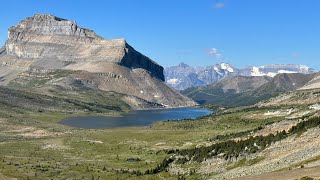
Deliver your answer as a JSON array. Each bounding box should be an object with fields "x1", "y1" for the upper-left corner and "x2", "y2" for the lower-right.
[
  {"x1": 0, "y1": 74, "x2": 318, "y2": 179},
  {"x1": 0, "y1": 94, "x2": 291, "y2": 179}
]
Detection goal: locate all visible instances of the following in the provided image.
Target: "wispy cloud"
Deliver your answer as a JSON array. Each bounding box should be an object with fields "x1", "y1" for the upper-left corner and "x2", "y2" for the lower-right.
[
  {"x1": 208, "y1": 48, "x2": 218, "y2": 55},
  {"x1": 214, "y1": 2, "x2": 225, "y2": 9},
  {"x1": 292, "y1": 52, "x2": 300, "y2": 58},
  {"x1": 208, "y1": 48, "x2": 223, "y2": 59}
]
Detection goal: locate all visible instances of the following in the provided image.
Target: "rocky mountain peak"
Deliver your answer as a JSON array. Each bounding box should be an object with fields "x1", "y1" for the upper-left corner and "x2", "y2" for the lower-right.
[
  {"x1": 8, "y1": 14, "x2": 101, "y2": 41},
  {"x1": 177, "y1": 62, "x2": 190, "y2": 68}
]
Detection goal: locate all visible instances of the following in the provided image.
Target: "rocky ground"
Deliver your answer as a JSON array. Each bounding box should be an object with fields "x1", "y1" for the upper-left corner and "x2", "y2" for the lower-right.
[
  {"x1": 210, "y1": 127, "x2": 320, "y2": 179},
  {"x1": 259, "y1": 88, "x2": 320, "y2": 107},
  {"x1": 231, "y1": 166, "x2": 320, "y2": 180},
  {"x1": 164, "y1": 102, "x2": 320, "y2": 179}
]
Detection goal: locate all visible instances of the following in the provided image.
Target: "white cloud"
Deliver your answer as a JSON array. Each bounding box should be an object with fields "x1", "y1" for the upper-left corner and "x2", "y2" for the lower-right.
[
  {"x1": 214, "y1": 2, "x2": 225, "y2": 9},
  {"x1": 208, "y1": 48, "x2": 218, "y2": 55},
  {"x1": 208, "y1": 48, "x2": 223, "y2": 59}
]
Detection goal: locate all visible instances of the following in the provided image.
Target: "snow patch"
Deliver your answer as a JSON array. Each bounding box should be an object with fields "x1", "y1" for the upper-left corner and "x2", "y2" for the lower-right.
[
  {"x1": 227, "y1": 67, "x2": 234, "y2": 72},
  {"x1": 167, "y1": 78, "x2": 181, "y2": 85},
  {"x1": 266, "y1": 72, "x2": 277, "y2": 77},
  {"x1": 278, "y1": 70, "x2": 297, "y2": 74},
  {"x1": 220, "y1": 63, "x2": 234, "y2": 72},
  {"x1": 251, "y1": 66, "x2": 265, "y2": 76},
  {"x1": 300, "y1": 65, "x2": 310, "y2": 71},
  {"x1": 220, "y1": 63, "x2": 227, "y2": 70}
]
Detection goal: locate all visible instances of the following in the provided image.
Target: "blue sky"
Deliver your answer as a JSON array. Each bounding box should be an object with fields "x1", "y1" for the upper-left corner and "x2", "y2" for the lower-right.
[{"x1": 1, "y1": 0, "x2": 320, "y2": 69}]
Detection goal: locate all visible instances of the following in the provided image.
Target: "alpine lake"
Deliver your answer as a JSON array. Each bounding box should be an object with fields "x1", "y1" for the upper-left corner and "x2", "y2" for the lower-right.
[{"x1": 60, "y1": 107, "x2": 212, "y2": 128}]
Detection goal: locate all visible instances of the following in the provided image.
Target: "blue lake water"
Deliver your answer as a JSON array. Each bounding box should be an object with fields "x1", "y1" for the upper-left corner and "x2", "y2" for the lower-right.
[{"x1": 60, "y1": 107, "x2": 212, "y2": 129}]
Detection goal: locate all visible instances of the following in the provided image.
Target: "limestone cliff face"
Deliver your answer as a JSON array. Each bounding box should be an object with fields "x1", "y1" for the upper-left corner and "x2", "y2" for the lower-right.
[
  {"x1": 0, "y1": 14, "x2": 195, "y2": 108},
  {"x1": 7, "y1": 14, "x2": 101, "y2": 42},
  {"x1": 5, "y1": 14, "x2": 164, "y2": 80}
]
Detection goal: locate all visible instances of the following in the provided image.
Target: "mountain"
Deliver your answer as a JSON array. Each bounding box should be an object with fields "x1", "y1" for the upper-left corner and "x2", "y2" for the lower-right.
[
  {"x1": 165, "y1": 63, "x2": 315, "y2": 90},
  {"x1": 164, "y1": 63, "x2": 205, "y2": 90},
  {"x1": 241, "y1": 64, "x2": 314, "y2": 77},
  {"x1": 0, "y1": 14, "x2": 196, "y2": 109},
  {"x1": 182, "y1": 73, "x2": 316, "y2": 106},
  {"x1": 165, "y1": 62, "x2": 237, "y2": 90}
]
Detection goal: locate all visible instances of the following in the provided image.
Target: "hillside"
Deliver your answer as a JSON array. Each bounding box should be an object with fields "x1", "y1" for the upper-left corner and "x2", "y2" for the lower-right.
[{"x1": 299, "y1": 72, "x2": 320, "y2": 90}]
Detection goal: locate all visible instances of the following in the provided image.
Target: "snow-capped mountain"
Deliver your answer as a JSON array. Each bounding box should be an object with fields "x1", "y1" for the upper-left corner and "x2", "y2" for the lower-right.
[
  {"x1": 165, "y1": 62, "x2": 237, "y2": 90},
  {"x1": 164, "y1": 63, "x2": 206, "y2": 90},
  {"x1": 164, "y1": 63, "x2": 315, "y2": 90},
  {"x1": 197, "y1": 63, "x2": 237, "y2": 85},
  {"x1": 241, "y1": 64, "x2": 313, "y2": 77}
]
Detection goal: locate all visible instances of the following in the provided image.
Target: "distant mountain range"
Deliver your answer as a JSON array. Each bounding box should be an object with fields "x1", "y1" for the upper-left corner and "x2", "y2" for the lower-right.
[
  {"x1": 164, "y1": 62, "x2": 315, "y2": 90},
  {"x1": 182, "y1": 73, "x2": 318, "y2": 106}
]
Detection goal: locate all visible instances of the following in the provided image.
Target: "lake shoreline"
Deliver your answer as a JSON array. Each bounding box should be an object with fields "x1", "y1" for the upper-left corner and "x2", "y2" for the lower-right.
[{"x1": 60, "y1": 107, "x2": 213, "y2": 129}]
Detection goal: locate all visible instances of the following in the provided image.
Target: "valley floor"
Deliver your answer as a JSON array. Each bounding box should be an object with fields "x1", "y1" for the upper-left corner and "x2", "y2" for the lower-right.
[{"x1": 1, "y1": 90, "x2": 320, "y2": 179}]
